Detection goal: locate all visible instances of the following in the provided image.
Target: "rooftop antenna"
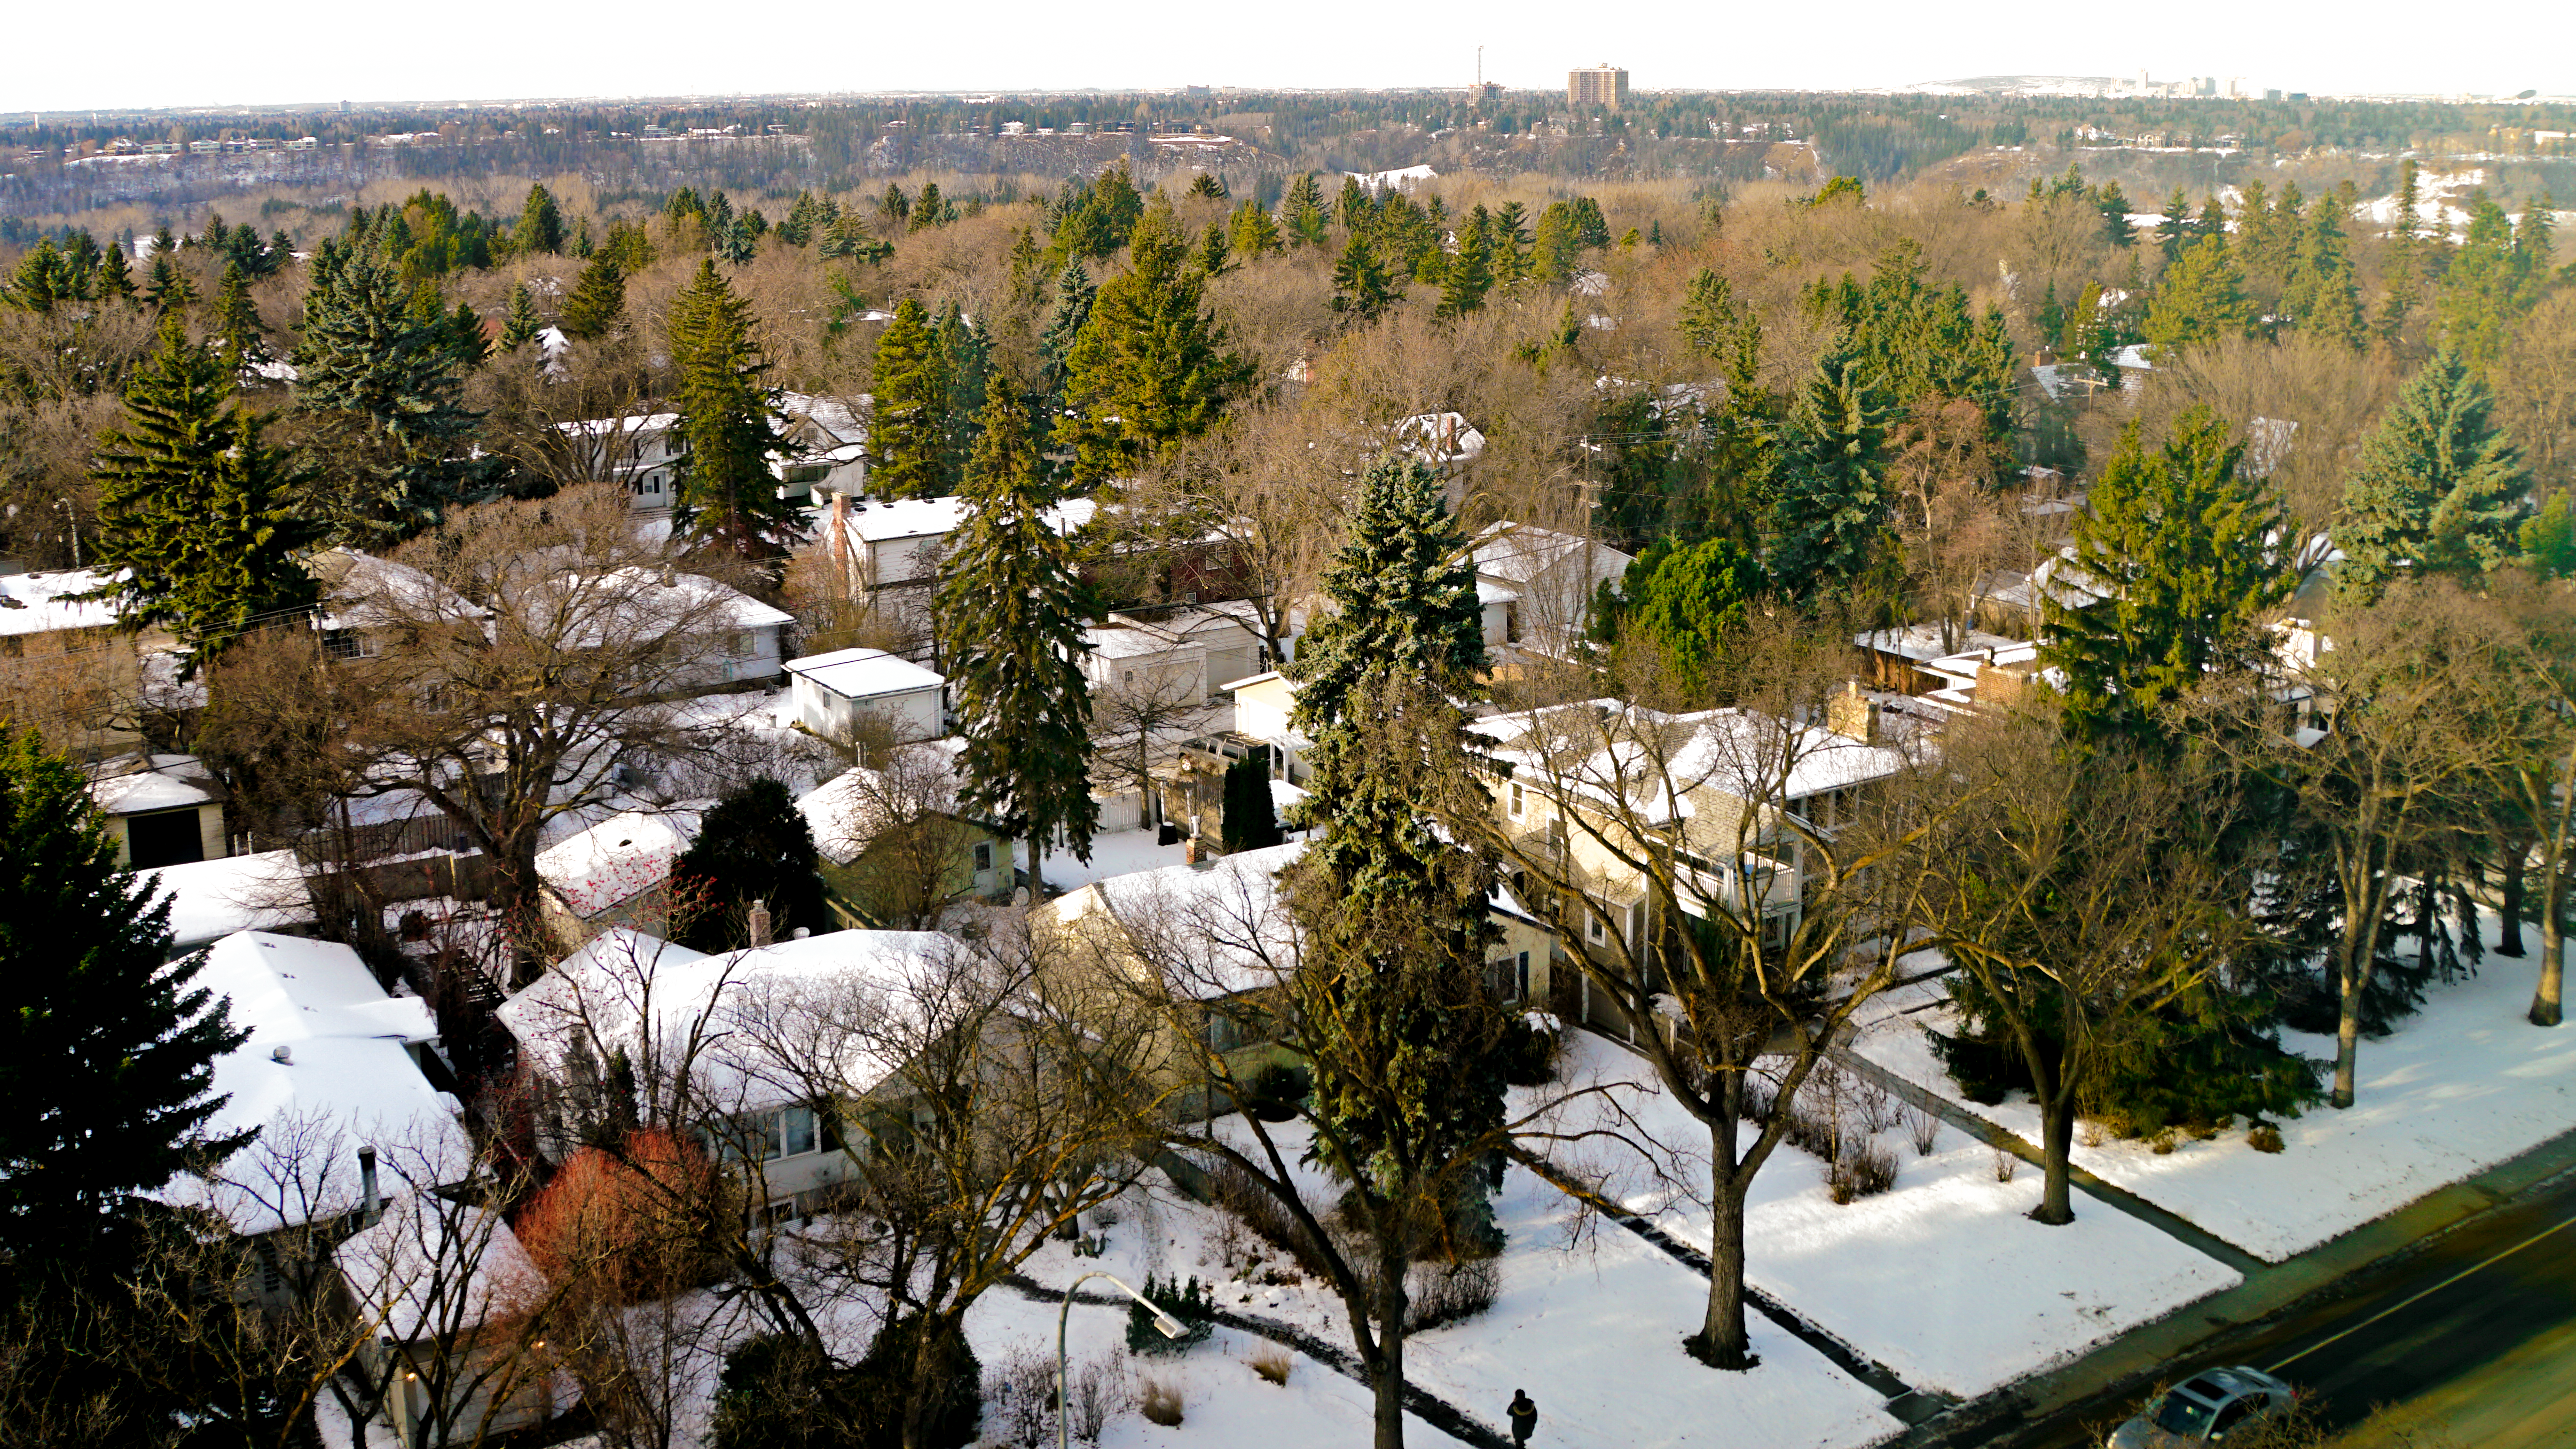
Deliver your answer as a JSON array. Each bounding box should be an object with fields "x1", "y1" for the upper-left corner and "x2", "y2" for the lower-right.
[{"x1": 1477, "y1": 46, "x2": 1484, "y2": 91}]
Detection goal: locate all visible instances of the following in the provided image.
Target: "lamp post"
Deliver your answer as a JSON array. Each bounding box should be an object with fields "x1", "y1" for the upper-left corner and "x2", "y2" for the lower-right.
[{"x1": 1057, "y1": 1270, "x2": 1183, "y2": 1449}]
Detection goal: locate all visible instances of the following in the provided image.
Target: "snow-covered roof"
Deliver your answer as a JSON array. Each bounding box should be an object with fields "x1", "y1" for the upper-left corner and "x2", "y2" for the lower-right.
[
  {"x1": 1855, "y1": 624, "x2": 2025, "y2": 665},
  {"x1": 536, "y1": 808, "x2": 701, "y2": 917},
  {"x1": 171, "y1": 931, "x2": 459, "y2": 1233},
  {"x1": 1394, "y1": 411, "x2": 1486, "y2": 468},
  {"x1": 497, "y1": 925, "x2": 957, "y2": 1105},
  {"x1": 86, "y1": 752, "x2": 224, "y2": 814},
  {"x1": 833, "y1": 494, "x2": 1096, "y2": 544},
  {"x1": 1057, "y1": 841, "x2": 1308, "y2": 999},
  {"x1": 0, "y1": 568, "x2": 121, "y2": 636},
  {"x1": 337, "y1": 1200, "x2": 546, "y2": 1340},
  {"x1": 1470, "y1": 701, "x2": 1910, "y2": 827},
  {"x1": 140, "y1": 849, "x2": 315, "y2": 948},
  {"x1": 795, "y1": 745, "x2": 965, "y2": 867},
  {"x1": 1470, "y1": 521, "x2": 1633, "y2": 586},
  {"x1": 1085, "y1": 624, "x2": 1203, "y2": 661},
  {"x1": 311, "y1": 549, "x2": 484, "y2": 631},
  {"x1": 785, "y1": 646, "x2": 945, "y2": 700},
  {"x1": 554, "y1": 411, "x2": 680, "y2": 440}
]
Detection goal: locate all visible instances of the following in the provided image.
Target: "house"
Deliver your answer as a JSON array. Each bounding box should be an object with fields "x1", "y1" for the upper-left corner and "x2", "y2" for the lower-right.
[
  {"x1": 556, "y1": 391, "x2": 869, "y2": 511},
  {"x1": 88, "y1": 752, "x2": 231, "y2": 868},
  {"x1": 496, "y1": 925, "x2": 960, "y2": 1216},
  {"x1": 796, "y1": 747, "x2": 1011, "y2": 927},
  {"x1": 0, "y1": 567, "x2": 170, "y2": 759},
  {"x1": 595, "y1": 569, "x2": 794, "y2": 692},
  {"x1": 310, "y1": 549, "x2": 486, "y2": 661},
  {"x1": 1853, "y1": 623, "x2": 2028, "y2": 695},
  {"x1": 807, "y1": 493, "x2": 1097, "y2": 596},
  {"x1": 1086, "y1": 602, "x2": 1270, "y2": 703},
  {"x1": 1467, "y1": 698, "x2": 1909, "y2": 1037},
  {"x1": 139, "y1": 849, "x2": 317, "y2": 955},
  {"x1": 1219, "y1": 670, "x2": 1316, "y2": 786},
  {"x1": 1468, "y1": 522, "x2": 1632, "y2": 661},
  {"x1": 337, "y1": 1199, "x2": 560, "y2": 1449},
  {"x1": 784, "y1": 648, "x2": 945, "y2": 746},
  {"x1": 534, "y1": 808, "x2": 701, "y2": 951},
  {"x1": 168, "y1": 931, "x2": 461, "y2": 1239}
]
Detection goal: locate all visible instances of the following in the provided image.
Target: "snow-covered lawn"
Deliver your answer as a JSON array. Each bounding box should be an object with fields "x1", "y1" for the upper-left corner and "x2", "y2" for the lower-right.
[
  {"x1": 1527, "y1": 1033, "x2": 2241, "y2": 1400},
  {"x1": 1017, "y1": 1119, "x2": 1899, "y2": 1449},
  {"x1": 1851, "y1": 925, "x2": 2576, "y2": 1263}
]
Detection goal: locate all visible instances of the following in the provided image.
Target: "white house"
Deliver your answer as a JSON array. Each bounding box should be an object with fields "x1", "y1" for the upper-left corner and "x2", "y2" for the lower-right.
[
  {"x1": 808, "y1": 494, "x2": 1098, "y2": 595},
  {"x1": 1219, "y1": 670, "x2": 1316, "y2": 786},
  {"x1": 1468, "y1": 522, "x2": 1633, "y2": 659},
  {"x1": 168, "y1": 931, "x2": 461, "y2": 1237},
  {"x1": 556, "y1": 391, "x2": 870, "y2": 512},
  {"x1": 87, "y1": 751, "x2": 230, "y2": 868},
  {"x1": 784, "y1": 648, "x2": 945, "y2": 745},
  {"x1": 496, "y1": 925, "x2": 961, "y2": 1214}
]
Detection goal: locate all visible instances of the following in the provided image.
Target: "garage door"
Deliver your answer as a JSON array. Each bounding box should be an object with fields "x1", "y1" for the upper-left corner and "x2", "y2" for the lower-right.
[{"x1": 127, "y1": 808, "x2": 205, "y2": 868}]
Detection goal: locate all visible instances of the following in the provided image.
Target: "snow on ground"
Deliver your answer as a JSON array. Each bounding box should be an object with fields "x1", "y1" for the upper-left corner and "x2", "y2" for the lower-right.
[
  {"x1": 1025, "y1": 1118, "x2": 1897, "y2": 1449},
  {"x1": 1040, "y1": 828, "x2": 1193, "y2": 891},
  {"x1": 1526, "y1": 1032, "x2": 2240, "y2": 1400},
  {"x1": 1852, "y1": 921, "x2": 2576, "y2": 1263}
]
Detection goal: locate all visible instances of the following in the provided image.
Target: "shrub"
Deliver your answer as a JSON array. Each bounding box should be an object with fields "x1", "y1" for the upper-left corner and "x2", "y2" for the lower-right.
[
  {"x1": 1827, "y1": 1140, "x2": 1899, "y2": 1204},
  {"x1": 1125, "y1": 1274, "x2": 1215, "y2": 1355},
  {"x1": 849, "y1": 1317, "x2": 982, "y2": 1449},
  {"x1": 2247, "y1": 1123, "x2": 2286, "y2": 1154},
  {"x1": 1206, "y1": 1159, "x2": 1331, "y2": 1277},
  {"x1": 984, "y1": 1350, "x2": 1057, "y2": 1449},
  {"x1": 517, "y1": 1130, "x2": 725, "y2": 1304},
  {"x1": 1248, "y1": 1346, "x2": 1293, "y2": 1385},
  {"x1": 1404, "y1": 1257, "x2": 1501, "y2": 1331},
  {"x1": 711, "y1": 1334, "x2": 862, "y2": 1449},
  {"x1": 1904, "y1": 1105, "x2": 1940, "y2": 1157},
  {"x1": 1138, "y1": 1378, "x2": 1184, "y2": 1427},
  {"x1": 1992, "y1": 1147, "x2": 2019, "y2": 1182}
]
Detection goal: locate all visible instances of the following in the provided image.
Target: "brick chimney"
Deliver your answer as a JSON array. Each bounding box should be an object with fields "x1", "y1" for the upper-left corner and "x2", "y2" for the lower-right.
[
  {"x1": 1826, "y1": 679, "x2": 1880, "y2": 743},
  {"x1": 748, "y1": 899, "x2": 773, "y2": 948}
]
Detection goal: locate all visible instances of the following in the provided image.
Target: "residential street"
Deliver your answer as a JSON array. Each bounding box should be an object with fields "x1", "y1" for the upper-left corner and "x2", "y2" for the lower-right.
[{"x1": 2005, "y1": 1166, "x2": 2576, "y2": 1448}]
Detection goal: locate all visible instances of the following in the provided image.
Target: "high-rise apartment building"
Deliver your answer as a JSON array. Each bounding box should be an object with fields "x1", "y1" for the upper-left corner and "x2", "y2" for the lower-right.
[{"x1": 1569, "y1": 64, "x2": 1629, "y2": 111}]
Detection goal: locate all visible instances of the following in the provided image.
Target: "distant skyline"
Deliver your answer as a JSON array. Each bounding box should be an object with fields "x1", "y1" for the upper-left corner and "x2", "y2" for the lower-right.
[{"x1": 6, "y1": 1, "x2": 2566, "y2": 114}]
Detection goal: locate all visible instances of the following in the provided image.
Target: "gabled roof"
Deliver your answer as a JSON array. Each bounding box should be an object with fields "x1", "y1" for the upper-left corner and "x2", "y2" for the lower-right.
[
  {"x1": 1471, "y1": 700, "x2": 1909, "y2": 824},
  {"x1": 536, "y1": 808, "x2": 701, "y2": 917},
  {"x1": 140, "y1": 849, "x2": 316, "y2": 948},
  {"x1": 1055, "y1": 842, "x2": 1307, "y2": 999},
  {"x1": 337, "y1": 1200, "x2": 546, "y2": 1340},
  {"x1": 86, "y1": 751, "x2": 225, "y2": 814},
  {"x1": 0, "y1": 567, "x2": 121, "y2": 637},
  {"x1": 1470, "y1": 521, "x2": 1633, "y2": 585}
]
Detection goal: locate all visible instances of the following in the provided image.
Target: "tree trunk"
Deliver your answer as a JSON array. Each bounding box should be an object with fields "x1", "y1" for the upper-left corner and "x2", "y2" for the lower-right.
[
  {"x1": 2534, "y1": 871, "x2": 2565, "y2": 1028},
  {"x1": 1371, "y1": 1227, "x2": 1410, "y2": 1449},
  {"x1": 2499, "y1": 847, "x2": 2528, "y2": 958},
  {"x1": 2032, "y1": 1092, "x2": 2077, "y2": 1225},
  {"x1": 1688, "y1": 1121, "x2": 1755, "y2": 1369},
  {"x1": 1025, "y1": 833, "x2": 1044, "y2": 900},
  {"x1": 2333, "y1": 951, "x2": 2364, "y2": 1109}
]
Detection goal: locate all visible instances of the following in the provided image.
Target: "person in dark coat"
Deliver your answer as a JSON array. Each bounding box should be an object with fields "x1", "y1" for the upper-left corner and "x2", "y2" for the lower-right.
[{"x1": 1508, "y1": 1389, "x2": 1537, "y2": 1445}]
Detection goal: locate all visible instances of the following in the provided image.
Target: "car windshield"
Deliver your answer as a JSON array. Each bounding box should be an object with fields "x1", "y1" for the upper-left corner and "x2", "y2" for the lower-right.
[{"x1": 2153, "y1": 1389, "x2": 2222, "y2": 1437}]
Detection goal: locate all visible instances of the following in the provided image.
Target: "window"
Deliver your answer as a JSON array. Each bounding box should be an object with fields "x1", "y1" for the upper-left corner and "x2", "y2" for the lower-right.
[
  {"x1": 779, "y1": 1105, "x2": 819, "y2": 1158},
  {"x1": 1509, "y1": 782, "x2": 1525, "y2": 818},
  {"x1": 973, "y1": 842, "x2": 994, "y2": 873},
  {"x1": 321, "y1": 629, "x2": 380, "y2": 661},
  {"x1": 1587, "y1": 913, "x2": 1606, "y2": 945},
  {"x1": 2210, "y1": 1400, "x2": 2256, "y2": 1437}
]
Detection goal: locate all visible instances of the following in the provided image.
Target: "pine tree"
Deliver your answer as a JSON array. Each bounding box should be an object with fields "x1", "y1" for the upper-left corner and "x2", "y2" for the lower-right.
[
  {"x1": 667, "y1": 259, "x2": 797, "y2": 558},
  {"x1": 1037, "y1": 263, "x2": 1096, "y2": 402},
  {"x1": 670, "y1": 778, "x2": 827, "y2": 950},
  {"x1": 1226, "y1": 200, "x2": 1282, "y2": 259},
  {"x1": 519, "y1": 183, "x2": 565, "y2": 254},
  {"x1": 1490, "y1": 200, "x2": 1532, "y2": 284},
  {"x1": 1336, "y1": 176, "x2": 1373, "y2": 231},
  {"x1": 1220, "y1": 749, "x2": 1283, "y2": 852},
  {"x1": 498, "y1": 281, "x2": 542, "y2": 353},
  {"x1": 2336, "y1": 351, "x2": 2534, "y2": 598},
  {"x1": 95, "y1": 242, "x2": 135, "y2": 301},
  {"x1": 933, "y1": 385, "x2": 1097, "y2": 893},
  {"x1": 1193, "y1": 220, "x2": 1233, "y2": 279},
  {"x1": 1531, "y1": 201, "x2": 1579, "y2": 280},
  {"x1": 2434, "y1": 194, "x2": 2541, "y2": 371},
  {"x1": 871, "y1": 297, "x2": 952, "y2": 498},
  {"x1": 1286, "y1": 456, "x2": 1488, "y2": 733},
  {"x1": 935, "y1": 301, "x2": 990, "y2": 488},
  {"x1": 1768, "y1": 346, "x2": 1896, "y2": 598},
  {"x1": 142, "y1": 251, "x2": 195, "y2": 312},
  {"x1": 2141, "y1": 235, "x2": 2257, "y2": 356},
  {"x1": 1281, "y1": 172, "x2": 1329, "y2": 248},
  {"x1": 1058, "y1": 199, "x2": 1252, "y2": 486},
  {"x1": 1434, "y1": 205, "x2": 1493, "y2": 320},
  {"x1": 1569, "y1": 195, "x2": 1612, "y2": 249},
  {"x1": 2040, "y1": 408, "x2": 2292, "y2": 746},
  {"x1": 92, "y1": 311, "x2": 238, "y2": 637},
  {"x1": 2277, "y1": 205, "x2": 2367, "y2": 348},
  {"x1": 212, "y1": 259, "x2": 269, "y2": 367},
  {"x1": 1328, "y1": 233, "x2": 1396, "y2": 325},
  {"x1": 2156, "y1": 187, "x2": 2193, "y2": 261},
  {"x1": 293, "y1": 241, "x2": 485, "y2": 543},
  {"x1": 0, "y1": 723, "x2": 248, "y2": 1275},
  {"x1": 560, "y1": 254, "x2": 626, "y2": 341},
  {"x1": 1187, "y1": 171, "x2": 1228, "y2": 201}
]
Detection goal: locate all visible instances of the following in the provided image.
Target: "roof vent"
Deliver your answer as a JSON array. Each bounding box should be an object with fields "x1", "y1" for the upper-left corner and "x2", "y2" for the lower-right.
[{"x1": 271, "y1": 1044, "x2": 294, "y2": 1065}]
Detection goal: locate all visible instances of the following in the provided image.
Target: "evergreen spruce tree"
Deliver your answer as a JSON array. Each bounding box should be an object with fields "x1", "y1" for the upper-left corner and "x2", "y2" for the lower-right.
[
  {"x1": 1059, "y1": 199, "x2": 1252, "y2": 486},
  {"x1": 2156, "y1": 187, "x2": 2193, "y2": 261},
  {"x1": 1768, "y1": 346, "x2": 1896, "y2": 598},
  {"x1": 1227, "y1": 200, "x2": 1283, "y2": 259},
  {"x1": 1187, "y1": 171, "x2": 1228, "y2": 201},
  {"x1": 293, "y1": 242, "x2": 485, "y2": 543},
  {"x1": 1434, "y1": 205, "x2": 1493, "y2": 320},
  {"x1": 95, "y1": 242, "x2": 135, "y2": 301},
  {"x1": 518, "y1": 183, "x2": 565, "y2": 254},
  {"x1": 1286, "y1": 456, "x2": 1488, "y2": 732},
  {"x1": 1037, "y1": 263, "x2": 1096, "y2": 402},
  {"x1": 1193, "y1": 220, "x2": 1233, "y2": 279},
  {"x1": 0, "y1": 722, "x2": 248, "y2": 1276},
  {"x1": 1281, "y1": 172, "x2": 1329, "y2": 247},
  {"x1": 667, "y1": 260, "x2": 797, "y2": 558},
  {"x1": 932, "y1": 385, "x2": 1097, "y2": 893},
  {"x1": 1328, "y1": 233, "x2": 1396, "y2": 325},
  {"x1": 92, "y1": 312, "x2": 234, "y2": 630},
  {"x1": 142, "y1": 251, "x2": 195, "y2": 312},
  {"x1": 2141, "y1": 236, "x2": 2257, "y2": 355},
  {"x1": 670, "y1": 778, "x2": 827, "y2": 950},
  {"x1": 871, "y1": 297, "x2": 952, "y2": 498},
  {"x1": 935, "y1": 301, "x2": 991, "y2": 489},
  {"x1": 2335, "y1": 350, "x2": 2534, "y2": 598},
  {"x1": 1606, "y1": 536, "x2": 1762, "y2": 691},
  {"x1": 212, "y1": 260, "x2": 269, "y2": 368},
  {"x1": 1531, "y1": 201, "x2": 1579, "y2": 279},
  {"x1": 498, "y1": 281, "x2": 543, "y2": 353},
  {"x1": 2278, "y1": 206, "x2": 2366, "y2": 348},
  {"x1": 1490, "y1": 200, "x2": 1532, "y2": 285},
  {"x1": 1220, "y1": 750, "x2": 1283, "y2": 852},
  {"x1": 560, "y1": 254, "x2": 627, "y2": 341},
  {"x1": 2522, "y1": 493, "x2": 2576, "y2": 580},
  {"x1": 2040, "y1": 407, "x2": 2292, "y2": 747}
]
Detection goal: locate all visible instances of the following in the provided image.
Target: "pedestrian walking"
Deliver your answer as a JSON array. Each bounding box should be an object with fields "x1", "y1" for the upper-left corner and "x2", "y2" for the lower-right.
[{"x1": 1508, "y1": 1388, "x2": 1537, "y2": 1445}]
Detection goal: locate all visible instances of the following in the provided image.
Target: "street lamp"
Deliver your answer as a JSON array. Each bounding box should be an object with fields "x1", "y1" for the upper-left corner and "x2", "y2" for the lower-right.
[{"x1": 1057, "y1": 1270, "x2": 1183, "y2": 1449}]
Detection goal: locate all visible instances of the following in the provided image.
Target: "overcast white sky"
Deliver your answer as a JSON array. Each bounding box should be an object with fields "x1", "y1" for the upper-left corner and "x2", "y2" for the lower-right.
[{"x1": 6, "y1": 1, "x2": 2564, "y2": 114}]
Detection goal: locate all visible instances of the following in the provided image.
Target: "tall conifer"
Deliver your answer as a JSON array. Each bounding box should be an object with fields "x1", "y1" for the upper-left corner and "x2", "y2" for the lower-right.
[
  {"x1": 871, "y1": 297, "x2": 951, "y2": 498},
  {"x1": 293, "y1": 242, "x2": 484, "y2": 542},
  {"x1": 2336, "y1": 351, "x2": 2533, "y2": 598},
  {"x1": 560, "y1": 254, "x2": 626, "y2": 341},
  {"x1": 1768, "y1": 346, "x2": 1896, "y2": 598},
  {"x1": 933, "y1": 385, "x2": 1096, "y2": 892},
  {"x1": 1059, "y1": 199, "x2": 1251, "y2": 485},
  {"x1": 667, "y1": 260, "x2": 797, "y2": 557}
]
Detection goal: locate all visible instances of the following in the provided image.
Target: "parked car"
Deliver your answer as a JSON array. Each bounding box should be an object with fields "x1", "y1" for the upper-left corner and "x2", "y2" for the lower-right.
[{"x1": 2107, "y1": 1366, "x2": 2296, "y2": 1447}]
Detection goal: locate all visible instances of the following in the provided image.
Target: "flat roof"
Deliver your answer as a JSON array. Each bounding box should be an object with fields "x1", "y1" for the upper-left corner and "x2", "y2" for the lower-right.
[{"x1": 784, "y1": 646, "x2": 945, "y2": 699}]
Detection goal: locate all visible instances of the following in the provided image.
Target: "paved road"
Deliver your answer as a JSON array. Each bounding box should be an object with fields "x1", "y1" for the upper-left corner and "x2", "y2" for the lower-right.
[{"x1": 2005, "y1": 1168, "x2": 2576, "y2": 1448}]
